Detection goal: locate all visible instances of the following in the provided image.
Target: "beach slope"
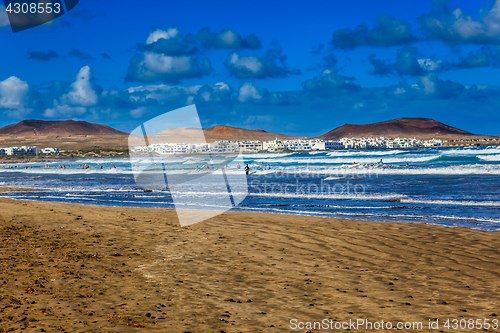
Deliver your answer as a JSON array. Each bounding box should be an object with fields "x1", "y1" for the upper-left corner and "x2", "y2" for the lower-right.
[{"x1": 0, "y1": 190, "x2": 498, "y2": 332}]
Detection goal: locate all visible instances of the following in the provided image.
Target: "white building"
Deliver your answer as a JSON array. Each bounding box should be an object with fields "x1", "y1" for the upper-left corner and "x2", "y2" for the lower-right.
[
  {"x1": 208, "y1": 141, "x2": 239, "y2": 153},
  {"x1": 311, "y1": 140, "x2": 344, "y2": 150},
  {"x1": 133, "y1": 141, "x2": 238, "y2": 155},
  {"x1": 423, "y1": 138, "x2": 443, "y2": 147},
  {"x1": 263, "y1": 138, "x2": 286, "y2": 152},
  {"x1": 41, "y1": 147, "x2": 60, "y2": 154},
  {"x1": 283, "y1": 139, "x2": 313, "y2": 151},
  {"x1": 238, "y1": 141, "x2": 263, "y2": 153},
  {"x1": 1, "y1": 146, "x2": 39, "y2": 155},
  {"x1": 131, "y1": 136, "x2": 445, "y2": 154}
]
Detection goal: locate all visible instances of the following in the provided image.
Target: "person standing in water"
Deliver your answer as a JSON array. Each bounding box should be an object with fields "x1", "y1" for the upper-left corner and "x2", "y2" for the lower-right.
[{"x1": 245, "y1": 164, "x2": 250, "y2": 175}]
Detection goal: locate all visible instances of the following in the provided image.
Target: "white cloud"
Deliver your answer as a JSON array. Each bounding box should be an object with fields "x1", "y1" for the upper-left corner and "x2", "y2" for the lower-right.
[
  {"x1": 44, "y1": 101, "x2": 86, "y2": 118},
  {"x1": 418, "y1": 58, "x2": 444, "y2": 71},
  {"x1": 128, "y1": 84, "x2": 201, "y2": 103},
  {"x1": 421, "y1": 0, "x2": 500, "y2": 44},
  {"x1": 126, "y1": 52, "x2": 211, "y2": 83},
  {"x1": 126, "y1": 81, "x2": 232, "y2": 106},
  {"x1": 0, "y1": 76, "x2": 29, "y2": 109},
  {"x1": 43, "y1": 66, "x2": 100, "y2": 118},
  {"x1": 227, "y1": 53, "x2": 263, "y2": 75},
  {"x1": 146, "y1": 28, "x2": 180, "y2": 44},
  {"x1": 62, "y1": 66, "x2": 99, "y2": 106},
  {"x1": 394, "y1": 87, "x2": 407, "y2": 95},
  {"x1": 237, "y1": 82, "x2": 263, "y2": 103},
  {"x1": 0, "y1": 76, "x2": 33, "y2": 118},
  {"x1": 217, "y1": 29, "x2": 239, "y2": 48},
  {"x1": 420, "y1": 76, "x2": 436, "y2": 94},
  {"x1": 236, "y1": 82, "x2": 299, "y2": 105},
  {"x1": 143, "y1": 53, "x2": 192, "y2": 74},
  {"x1": 130, "y1": 107, "x2": 146, "y2": 118}
]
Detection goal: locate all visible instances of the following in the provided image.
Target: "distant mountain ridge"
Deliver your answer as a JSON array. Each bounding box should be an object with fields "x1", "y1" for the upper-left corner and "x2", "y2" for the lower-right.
[
  {"x1": 0, "y1": 118, "x2": 490, "y2": 150},
  {"x1": 0, "y1": 120, "x2": 127, "y2": 137},
  {"x1": 318, "y1": 117, "x2": 475, "y2": 140},
  {"x1": 203, "y1": 125, "x2": 297, "y2": 141},
  {"x1": 145, "y1": 125, "x2": 297, "y2": 143}
]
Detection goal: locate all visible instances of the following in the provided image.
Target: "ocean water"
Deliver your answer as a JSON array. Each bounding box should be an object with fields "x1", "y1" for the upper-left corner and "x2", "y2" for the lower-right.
[{"x1": 1, "y1": 146, "x2": 500, "y2": 230}]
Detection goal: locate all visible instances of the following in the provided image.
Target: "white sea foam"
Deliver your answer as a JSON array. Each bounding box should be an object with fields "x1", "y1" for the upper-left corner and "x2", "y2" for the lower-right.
[
  {"x1": 324, "y1": 176, "x2": 344, "y2": 180},
  {"x1": 326, "y1": 150, "x2": 411, "y2": 157},
  {"x1": 478, "y1": 155, "x2": 500, "y2": 161},
  {"x1": 400, "y1": 199, "x2": 500, "y2": 207},
  {"x1": 252, "y1": 155, "x2": 436, "y2": 164},
  {"x1": 250, "y1": 192, "x2": 406, "y2": 200},
  {"x1": 250, "y1": 163, "x2": 500, "y2": 175}
]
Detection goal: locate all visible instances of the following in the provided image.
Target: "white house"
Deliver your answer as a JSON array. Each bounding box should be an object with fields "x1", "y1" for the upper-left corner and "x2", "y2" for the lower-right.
[
  {"x1": 311, "y1": 140, "x2": 344, "y2": 150},
  {"x1": 283, "y1": 139, "x2": 312, "y2": 151},
  {"x1": 238, "y1": 141, "x2": 263, "y2": 153},
  {"x1": 263, "y1": 138, "x2": 286, "y2": 152},
  {"x1": 41, "y1": 147, "x2": 60, "y2": 154}
]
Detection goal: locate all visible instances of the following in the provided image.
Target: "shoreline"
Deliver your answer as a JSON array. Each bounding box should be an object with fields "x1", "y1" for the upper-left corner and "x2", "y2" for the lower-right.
[
  {"x1": 0, "y1": 187, "x2": 499, "y2": 331},
  {"x1": 0, "y1": 154, "x2": 129, "y2": 164},
  {"x1": 0, "y1": 144, "x2": 498, "y2": 163},
  {"x1": 0, "y1": 186, "x2": 497, "y2": 232}
]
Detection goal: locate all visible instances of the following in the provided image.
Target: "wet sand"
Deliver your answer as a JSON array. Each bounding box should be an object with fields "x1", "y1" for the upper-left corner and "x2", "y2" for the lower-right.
[{"x1": 0, "y1": 188, "x2": 498, "y2": 332}]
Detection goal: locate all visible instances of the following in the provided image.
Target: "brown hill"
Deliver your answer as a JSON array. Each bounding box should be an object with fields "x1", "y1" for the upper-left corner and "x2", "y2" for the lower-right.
[
  {"x1": 317, "y1": 117, "x2": 482, "y2": 140},
  {"x1": 0, "y1": 120, "x2": 127, "y2": 137},
  {"x1": 0, "y1": 120, "x2": 128, "y2": 150},
  {"x1": 143, "y1": 125, "x2": 298, "y2": 144},
  {"x1": 203, "y1": 125, "x2": 297, "y2": 142}
]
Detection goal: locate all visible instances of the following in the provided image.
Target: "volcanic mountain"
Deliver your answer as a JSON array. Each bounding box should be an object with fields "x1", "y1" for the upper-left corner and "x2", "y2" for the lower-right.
[
  {"x1": 317, "y1": 117, "x2": 479, "y2": 140},
  {"x1": 145, "y1": 125, "x2": 298, "y2": 144},
  {"x1": 0, "y1": 120, "x2": 128, "y2": 150},
  {"x1": 203, "y1": 125, "x2": 297, "y2": 142},
  {"x1": 0, "y1": 120, "x2": 127, "y2": 137}
]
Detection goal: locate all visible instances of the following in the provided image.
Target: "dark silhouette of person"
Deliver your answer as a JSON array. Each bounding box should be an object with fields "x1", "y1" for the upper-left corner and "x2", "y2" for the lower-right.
[{"x1": 245, "y1": 164, "x2": 250, "y2": 175}]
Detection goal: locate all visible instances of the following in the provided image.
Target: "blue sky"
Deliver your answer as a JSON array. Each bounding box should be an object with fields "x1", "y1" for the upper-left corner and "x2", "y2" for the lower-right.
[{"x1": 1, "y1": 0, "x2": 500, "y2": 136}]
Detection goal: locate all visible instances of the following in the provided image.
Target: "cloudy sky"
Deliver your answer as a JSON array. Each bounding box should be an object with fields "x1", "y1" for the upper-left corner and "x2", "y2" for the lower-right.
[{"x1": 1, "y1": 0, "x2": 500, "y2": 136}]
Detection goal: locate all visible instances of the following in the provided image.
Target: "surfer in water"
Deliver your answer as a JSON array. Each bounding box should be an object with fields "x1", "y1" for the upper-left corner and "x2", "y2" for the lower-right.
[{"x1": 245, "y1": 164, "x2": 250, "y2": 175}]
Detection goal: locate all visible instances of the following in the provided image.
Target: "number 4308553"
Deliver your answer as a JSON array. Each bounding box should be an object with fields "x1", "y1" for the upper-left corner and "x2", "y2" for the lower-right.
[
  {"x1": 5, "y1": 2, "x2": 61, "y2": 14},
  {"x1": 444, "y1": 318, "x2": 498, "y2": 330}
]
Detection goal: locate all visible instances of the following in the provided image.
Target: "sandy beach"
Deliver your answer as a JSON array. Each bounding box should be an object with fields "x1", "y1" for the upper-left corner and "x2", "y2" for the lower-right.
[{"x1": 0, "y1": 188, "x2": 499, "y2": 332}]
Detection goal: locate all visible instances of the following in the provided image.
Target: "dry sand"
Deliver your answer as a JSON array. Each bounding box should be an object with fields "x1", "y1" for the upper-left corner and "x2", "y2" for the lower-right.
[{"x1": 0, "y1": 188, "x2": 499, "y2": 332}]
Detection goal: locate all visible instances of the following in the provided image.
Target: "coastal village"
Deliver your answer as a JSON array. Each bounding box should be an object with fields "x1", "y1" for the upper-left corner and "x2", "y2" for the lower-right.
[
  {"x1": 0, "y1": 146, "x2": 60, "y2": 156},
  {"x1": 133, "y1": 136, "x2": 446, "y2": 154},
  {"x1": 5, "y1": 136, "x2": 500, "y2": 156},
  {"x1": 0, "y1": 137, "x2": 470, "y2": 156}
]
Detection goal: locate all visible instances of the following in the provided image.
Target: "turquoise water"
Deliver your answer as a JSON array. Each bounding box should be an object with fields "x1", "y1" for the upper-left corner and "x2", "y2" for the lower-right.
[{"x1": 1, "y1": 146, "x2": 500, "y2": 230}]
